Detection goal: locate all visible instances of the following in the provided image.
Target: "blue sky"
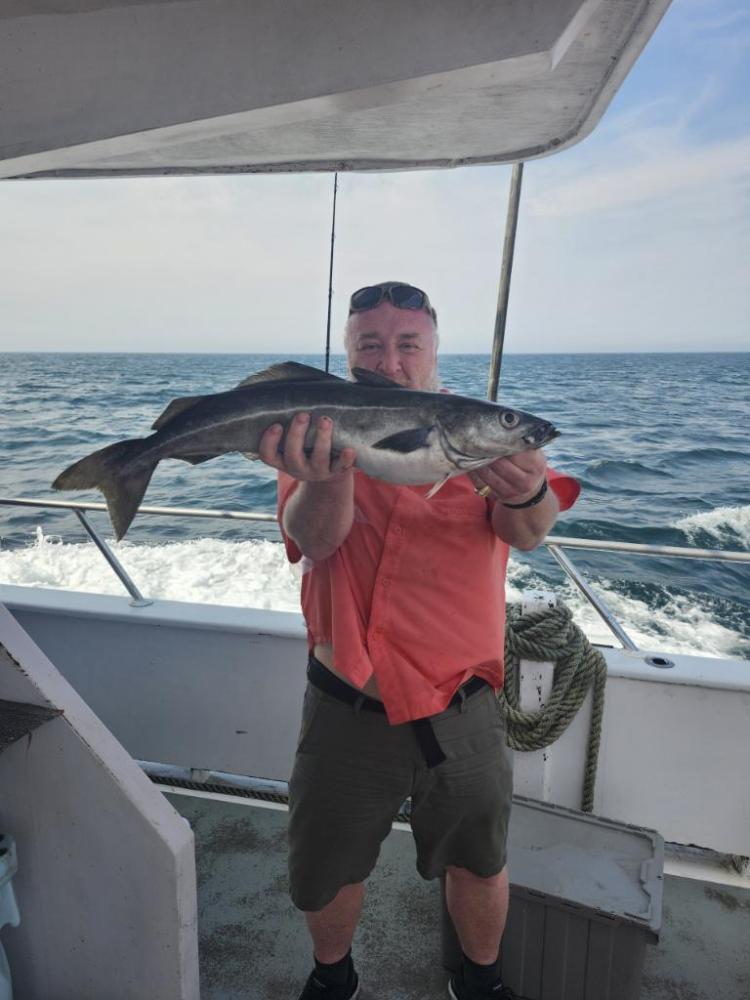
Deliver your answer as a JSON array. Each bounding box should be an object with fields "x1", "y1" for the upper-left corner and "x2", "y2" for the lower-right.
[{"x1": 1, "y1": 0, "x2": 748, "y2": 354}]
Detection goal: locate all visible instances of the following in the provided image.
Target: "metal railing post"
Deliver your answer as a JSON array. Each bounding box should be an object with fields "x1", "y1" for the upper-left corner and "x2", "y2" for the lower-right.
[
  {"x1": 73, "y1": 509, "x2": 152, "y2": 608},
  {"x1": 2, "y1": 497, "x2": 748, "y2": 645},
  {"x1": 546, "y1": 543, "x2": 638, "y2": 650}
]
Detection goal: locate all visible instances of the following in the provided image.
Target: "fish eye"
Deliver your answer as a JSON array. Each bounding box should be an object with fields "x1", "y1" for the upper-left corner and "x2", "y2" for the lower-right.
[{"x1": 499, "y1": 410, "x2": 520, "y2": 429}]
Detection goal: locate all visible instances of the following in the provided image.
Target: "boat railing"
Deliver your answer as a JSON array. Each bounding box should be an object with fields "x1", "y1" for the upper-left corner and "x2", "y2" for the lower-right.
[{"x1": 2, "y1": 496, "x2": 749, "y2": 652}]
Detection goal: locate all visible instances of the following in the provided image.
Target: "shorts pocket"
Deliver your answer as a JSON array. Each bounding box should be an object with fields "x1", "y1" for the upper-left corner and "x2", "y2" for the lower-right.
[
  {"x1": 430, "y1": 690, "x2": 506, "y2": 761},
  {"x1": 296, "y1": 684, "x2": 323, "y2": 751}
]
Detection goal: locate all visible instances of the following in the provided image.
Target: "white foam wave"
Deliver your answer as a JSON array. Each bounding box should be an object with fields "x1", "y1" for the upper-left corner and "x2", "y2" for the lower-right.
[
  {"x1": 562, "y1": 581, "x2": 740, "y2": 659},
  {"x1": 506, "y1": 561, "x2": 745, "y2": 659},
  {"x1": 0, "y1": 527, "x2": 302, "y2": 612},
  {"x1": 675, "y1": 505, "x2": 750, "y2": 548},
  {"x1": 0, "y1": 528, "x2": 745, "y2": 660}
]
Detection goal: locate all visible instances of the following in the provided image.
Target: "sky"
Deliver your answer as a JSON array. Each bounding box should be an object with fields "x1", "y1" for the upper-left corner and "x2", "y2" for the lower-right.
[{"x1": 1, "y1": 0, "x2": 748, "y2": 355}]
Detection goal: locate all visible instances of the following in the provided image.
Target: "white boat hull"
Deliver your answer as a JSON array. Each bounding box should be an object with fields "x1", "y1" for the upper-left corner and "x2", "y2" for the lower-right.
[{"x1": 2, "y1": 583, "x2": 747, "y2": 859}]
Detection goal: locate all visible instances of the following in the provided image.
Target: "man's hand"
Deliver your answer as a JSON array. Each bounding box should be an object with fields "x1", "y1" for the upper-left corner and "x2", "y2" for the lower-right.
[
  {"x1": 471, "y1": 450, "x2": 558, "y2": 552},
  {"x1": 469, "y1": 449, "x2": 547, "y2": 504},
  {"x1": 261, "y1": 413, "x2": 357, "y2": 562},
  {"x1": 259, "y1": 413, "x2": 356, "y2": 481}
]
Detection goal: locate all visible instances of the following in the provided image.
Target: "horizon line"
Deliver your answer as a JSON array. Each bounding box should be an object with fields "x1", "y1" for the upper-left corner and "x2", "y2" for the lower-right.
[{"x1": 2, "y1": 349, "x2": 749, "y2": 357}]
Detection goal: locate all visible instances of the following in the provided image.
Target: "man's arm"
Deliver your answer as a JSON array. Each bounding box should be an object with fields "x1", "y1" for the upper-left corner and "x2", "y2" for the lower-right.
[
  {"x1": 490, "y1": 480, "x2": 559, "y2": 551},
  {"x1": 259, "y1": 412, "x2": 356, "y2": 562},
  {"x1": 470, "y1": 449, "x2": 558, "y2": 551},
  {"x1": 284, "y1": 476, "x2": 355, "y2": 562}
]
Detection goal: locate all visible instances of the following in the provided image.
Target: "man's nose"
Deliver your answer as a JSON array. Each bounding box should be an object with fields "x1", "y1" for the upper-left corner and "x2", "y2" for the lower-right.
[{"x1": 377, "y1": 345, "x2": 402, "y2": 375}]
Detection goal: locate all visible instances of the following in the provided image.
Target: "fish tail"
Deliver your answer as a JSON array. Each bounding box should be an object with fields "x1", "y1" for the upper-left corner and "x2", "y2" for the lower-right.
[{"x1": 52, "y1": 438, "x2": 157, "y2": 540}]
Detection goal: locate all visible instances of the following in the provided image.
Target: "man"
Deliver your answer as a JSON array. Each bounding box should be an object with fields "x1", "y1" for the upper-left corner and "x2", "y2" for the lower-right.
[{"x1": 259, "y1": 282, "x2": 579, "y2": 1000}]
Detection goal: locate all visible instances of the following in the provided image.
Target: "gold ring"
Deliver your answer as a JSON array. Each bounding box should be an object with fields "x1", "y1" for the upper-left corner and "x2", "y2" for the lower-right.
[{"x1": 474, "y1": 484, "x2": 492, "y2": 498}]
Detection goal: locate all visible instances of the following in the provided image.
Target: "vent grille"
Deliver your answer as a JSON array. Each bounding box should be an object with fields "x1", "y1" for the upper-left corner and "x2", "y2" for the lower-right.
[{"x1": 149, "y1": 773, "x2": 411, "y2": 823}]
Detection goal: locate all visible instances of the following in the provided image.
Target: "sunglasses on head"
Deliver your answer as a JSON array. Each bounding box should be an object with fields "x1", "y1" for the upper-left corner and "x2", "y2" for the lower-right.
[{"x1": 348, "y1": 282, "x2": 436, "y2": 320}]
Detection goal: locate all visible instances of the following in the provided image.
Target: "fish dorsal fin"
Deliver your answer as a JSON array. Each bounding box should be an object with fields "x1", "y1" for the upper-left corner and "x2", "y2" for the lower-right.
[
  {"x1": 151, "y1": 395, "x2": 204, "y2": 431},
  {"x1": 236, "y1": 362, "x2": 343, "y2": 388},
  {"x1": 351, "y1": 368, "x2": 405, "y2": 388}
]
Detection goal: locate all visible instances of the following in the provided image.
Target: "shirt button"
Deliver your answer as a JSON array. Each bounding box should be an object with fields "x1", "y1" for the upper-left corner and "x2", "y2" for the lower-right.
[
  {"x1": 381, "y1": 577, "x2": 390, "y2": 587},
  {"x1": 393, "y1": 525, "x2": 403, "y2": 535}
]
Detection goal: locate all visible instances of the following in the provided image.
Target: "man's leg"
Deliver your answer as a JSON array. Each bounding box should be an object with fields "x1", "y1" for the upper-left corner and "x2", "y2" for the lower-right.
[
  {"x1": 445, "y1": 865, "x2": 509, "y2": 964},
  {"x1": 289, "y1": 681, "x2": 413, "y2": 996},
  {"x1": 305, "y1": 882, "x2": 365, "y2": 963}
]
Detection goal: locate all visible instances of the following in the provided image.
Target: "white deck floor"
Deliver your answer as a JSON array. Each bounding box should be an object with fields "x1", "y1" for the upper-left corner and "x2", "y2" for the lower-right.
[{"x1": 164, "y1": 791, "x2": 750, "y2": 1000}]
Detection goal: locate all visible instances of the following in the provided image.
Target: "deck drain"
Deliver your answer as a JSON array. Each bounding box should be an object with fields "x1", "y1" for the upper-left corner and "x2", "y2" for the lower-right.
[{"x1": 644, "y1": 655, "x2": 675, "y2": 669}]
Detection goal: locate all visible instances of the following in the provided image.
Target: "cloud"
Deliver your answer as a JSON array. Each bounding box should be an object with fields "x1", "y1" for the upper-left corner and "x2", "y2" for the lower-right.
[
  {"x1": 680, "y1": 4, "x2": 750, "y2": 38},
  {"x1": 527, "y1": 134, "x2": 750, "y2": 218},
  {"x1": 0, "y1": 1, "x2": 747, "y2": 355}
]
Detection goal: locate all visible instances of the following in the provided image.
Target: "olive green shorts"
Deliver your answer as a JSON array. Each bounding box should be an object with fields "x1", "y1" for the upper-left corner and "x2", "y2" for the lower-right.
[{"x1": 287, "y1": 680, "x2": 514, "y2": 912}]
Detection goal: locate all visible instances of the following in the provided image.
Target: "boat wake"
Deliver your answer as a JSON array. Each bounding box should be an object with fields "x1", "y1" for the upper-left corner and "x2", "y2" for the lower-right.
[
  {"x1": 0, "y1": 527, "x2": 302, "y2": 612},
  {"x1": 1, "y1": 526, "x2": 746, "y2": 661}
]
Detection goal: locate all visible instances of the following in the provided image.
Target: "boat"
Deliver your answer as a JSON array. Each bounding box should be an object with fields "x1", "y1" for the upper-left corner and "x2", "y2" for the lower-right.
[{"x1": 0, "y1": 3, "x2": 748, "y2": 999}]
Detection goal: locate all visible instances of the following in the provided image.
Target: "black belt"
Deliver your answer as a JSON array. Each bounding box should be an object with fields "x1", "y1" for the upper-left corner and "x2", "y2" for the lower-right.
[{"x1": 306, "y1": 654, "x2": 489, "y2": 768}]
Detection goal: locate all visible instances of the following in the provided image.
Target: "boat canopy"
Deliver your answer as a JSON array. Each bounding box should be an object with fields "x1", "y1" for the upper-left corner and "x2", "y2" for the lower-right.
[{"x1": 0, "y1": 0, "x2": 670, "y2": 179}]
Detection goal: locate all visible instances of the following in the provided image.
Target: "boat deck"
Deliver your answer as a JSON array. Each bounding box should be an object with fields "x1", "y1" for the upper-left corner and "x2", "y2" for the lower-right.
[{"x1": 164, "y1": 791, "x2": 750, "y2": 1000}]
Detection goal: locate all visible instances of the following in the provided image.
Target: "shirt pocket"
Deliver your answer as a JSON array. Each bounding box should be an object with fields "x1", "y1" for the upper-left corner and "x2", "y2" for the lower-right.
[{"x1": 426, "y1": 496, "x2": 491, "y2": 522}]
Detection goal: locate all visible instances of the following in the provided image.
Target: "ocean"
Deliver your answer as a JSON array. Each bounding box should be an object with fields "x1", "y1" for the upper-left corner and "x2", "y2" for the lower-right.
[{"x1": 1, "y1": 351, "x2": 748, "y2": 659}]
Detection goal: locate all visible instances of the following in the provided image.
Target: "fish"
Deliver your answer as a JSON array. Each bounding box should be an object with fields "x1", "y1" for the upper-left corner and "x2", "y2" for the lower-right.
[{"x1": 52, "y1": 361, "x2": 559, "y2": 540}]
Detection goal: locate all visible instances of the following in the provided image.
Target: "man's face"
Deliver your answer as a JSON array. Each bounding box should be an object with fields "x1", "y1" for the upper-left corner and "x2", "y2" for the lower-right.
[{"x1": 346, "y1": 301, "x2": 439, "y2": 391}]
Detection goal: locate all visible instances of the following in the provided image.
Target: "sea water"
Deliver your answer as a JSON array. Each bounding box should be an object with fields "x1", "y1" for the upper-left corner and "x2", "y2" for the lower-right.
[{"x1": 1, "y1": 351, "x2": 748, "y2": 659}]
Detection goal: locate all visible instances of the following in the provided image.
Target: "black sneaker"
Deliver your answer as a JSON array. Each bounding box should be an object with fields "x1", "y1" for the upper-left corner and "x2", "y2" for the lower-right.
[
  {"x1": 448, "y1": 968, "x2": 518, "y2": 1000},
  {"x1": 297, "y1": 967, "x2": 360, "y2": 1000}
]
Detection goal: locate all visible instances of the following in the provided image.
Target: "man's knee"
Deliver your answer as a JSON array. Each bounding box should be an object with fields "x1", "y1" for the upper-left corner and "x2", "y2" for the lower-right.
[
  {"x1": 446, "y1": 864, "x2": 508, "y2": 888},
  {"x1": 304, "y1": 881, "x2": 365, "y2": 917}
]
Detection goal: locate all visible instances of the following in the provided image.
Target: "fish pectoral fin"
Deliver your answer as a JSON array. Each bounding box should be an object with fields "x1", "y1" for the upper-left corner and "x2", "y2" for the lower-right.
[
  {"x1": 174, "y1": 453, "x2": 220, "y2": 465},
  {"x1": 372, "y1": 427, "x2": 434, "y2": 452},
  {"x1": 236, "y1": 362, "x2": 343, "y2": 388},
  {"x1": 351, "y1": 368, "x2": 405, "y2": 388},
  {"x1": 152, "y1": 395, "x2": 204, "y2": 430},
  {"x1": 425, "y1": 475, "x2": 451, "y2": 499}
]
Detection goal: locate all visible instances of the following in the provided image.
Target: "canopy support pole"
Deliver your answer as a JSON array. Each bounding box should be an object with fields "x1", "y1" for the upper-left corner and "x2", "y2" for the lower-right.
[
  {"x1": 324, "y1": 172, "x2": 339, "y2": 372},
  {"x1": 487, "y1": 162, "x2": 524, "y2": 402}
]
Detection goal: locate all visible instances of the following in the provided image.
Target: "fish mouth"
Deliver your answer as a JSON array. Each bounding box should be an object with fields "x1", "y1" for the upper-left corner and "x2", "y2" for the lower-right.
[{"x1": 523, "y1": 422, "x2": 559, "y2": 448}]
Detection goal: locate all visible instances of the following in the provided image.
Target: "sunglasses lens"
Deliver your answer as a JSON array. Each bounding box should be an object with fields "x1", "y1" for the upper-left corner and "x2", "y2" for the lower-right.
[
  {"x1": 389, "y1": 284, "x2": 426, "y2": 310},
  {"x1": 350, "y1": 286, "x2": 384, "y2": 312}
]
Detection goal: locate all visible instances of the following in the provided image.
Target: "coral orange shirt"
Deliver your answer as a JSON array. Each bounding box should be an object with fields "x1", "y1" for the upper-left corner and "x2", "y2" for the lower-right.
[{"x1": 278, "y1": 469, "x2": 579, "y2": 725}]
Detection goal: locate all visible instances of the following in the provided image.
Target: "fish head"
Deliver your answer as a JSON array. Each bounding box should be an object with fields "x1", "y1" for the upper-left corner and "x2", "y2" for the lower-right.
[{"x1": 439, "y1": 400, "x2": 559, "y2": 469}]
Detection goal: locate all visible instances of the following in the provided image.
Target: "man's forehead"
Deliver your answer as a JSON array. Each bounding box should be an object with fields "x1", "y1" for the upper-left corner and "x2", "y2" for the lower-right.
[
  {"x1": 354, "y1": 329, "x2": 422, "y2": 340},
  {"x1": 348, "y1": 302, "x2": 435, "y2": 339}
]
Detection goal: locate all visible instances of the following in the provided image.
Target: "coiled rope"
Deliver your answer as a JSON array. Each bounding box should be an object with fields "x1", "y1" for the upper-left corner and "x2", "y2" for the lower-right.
[{"x1": 500, "y1": 602, "x2": 607, "y2": 813}]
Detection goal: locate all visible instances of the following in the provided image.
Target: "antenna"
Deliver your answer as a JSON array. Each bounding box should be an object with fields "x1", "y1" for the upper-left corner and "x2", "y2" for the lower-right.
[{"x1": 324, "y1": 172, "x2": 339, "y2": 373}]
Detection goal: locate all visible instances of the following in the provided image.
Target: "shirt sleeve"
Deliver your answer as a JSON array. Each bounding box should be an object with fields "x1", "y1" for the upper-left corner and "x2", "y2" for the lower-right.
[
  {"x1": 547, "y1": 467, "x2": 581, "y2": 512},
  {"x1": 277, "y1": 471, "x2": 303, "y2": 564}
]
